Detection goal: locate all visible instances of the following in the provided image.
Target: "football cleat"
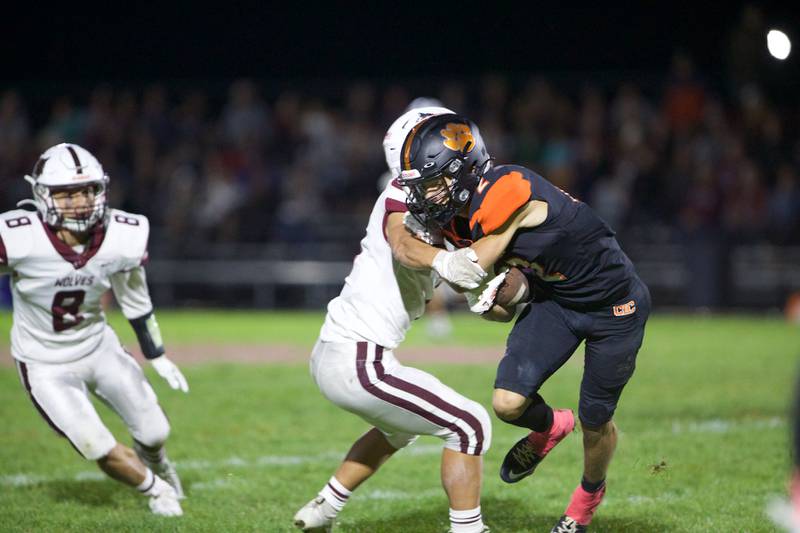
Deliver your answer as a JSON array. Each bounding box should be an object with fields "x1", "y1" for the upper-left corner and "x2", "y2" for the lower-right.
[
  {"x1": 500, "y1": 408, "x2": 574, "y2": 484},
  {"x1": 550, "y1": 515, "x2": 586, "y2": 533},
  {"x1": 560, "y1": 482, "x2": 606, "y2": 529},
  {"x1": 448, "y1": 527, "x2": 490, "y2": 533},
  {"x1": 293, "y1": 496, "x2": 335, "y2": 532},
  {"x1": 148, "y1": 483, "x2": 183, "y2": 517}
]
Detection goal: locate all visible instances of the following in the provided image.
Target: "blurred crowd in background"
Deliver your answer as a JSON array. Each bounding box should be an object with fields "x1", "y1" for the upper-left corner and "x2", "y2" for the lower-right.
[
  {"x1": 1, "y1": 43, "x2": 798, "y2": 259},
  {"x1": 0, "y1": 4, "x2": 797, "y2": 311}
]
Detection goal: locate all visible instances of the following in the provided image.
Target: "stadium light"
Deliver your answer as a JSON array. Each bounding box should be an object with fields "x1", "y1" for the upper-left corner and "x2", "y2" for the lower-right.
[{"x1": 767, "y1": 29, "x2": 792, "y2": 60}]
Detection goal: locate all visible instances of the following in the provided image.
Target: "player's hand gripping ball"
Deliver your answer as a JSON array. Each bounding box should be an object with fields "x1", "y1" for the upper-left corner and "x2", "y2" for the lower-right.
[{"x1": 494, "y1": 267, "x2": 530, "y2": 307}]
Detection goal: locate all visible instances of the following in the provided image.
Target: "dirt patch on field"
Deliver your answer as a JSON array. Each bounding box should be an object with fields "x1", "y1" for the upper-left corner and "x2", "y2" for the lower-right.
[{"x1": 0, "y1": 344, "x2": 505, "y2": 367}]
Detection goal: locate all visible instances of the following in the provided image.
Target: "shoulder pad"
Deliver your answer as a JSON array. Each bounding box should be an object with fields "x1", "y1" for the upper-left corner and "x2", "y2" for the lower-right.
[
  {"x1": 0, "y1": 210, "x2": 38, "y2": 261},
  {"x1": 470, "y1": 166, "x2": 532, "y2": 235},
  {"x1": 107, "y1": 209, "x2": 150, "y2": 267}
]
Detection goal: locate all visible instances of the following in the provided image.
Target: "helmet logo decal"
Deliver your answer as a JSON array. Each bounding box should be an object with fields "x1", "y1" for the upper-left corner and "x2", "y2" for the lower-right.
[{"x1": 441, "y1": 123, "x2": 475, "y2": 153}]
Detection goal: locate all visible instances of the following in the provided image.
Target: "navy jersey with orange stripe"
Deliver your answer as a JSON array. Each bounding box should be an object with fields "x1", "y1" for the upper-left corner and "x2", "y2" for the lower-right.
[{"x1": 469, "y1": 164, "x2": 639, "y2": 310}]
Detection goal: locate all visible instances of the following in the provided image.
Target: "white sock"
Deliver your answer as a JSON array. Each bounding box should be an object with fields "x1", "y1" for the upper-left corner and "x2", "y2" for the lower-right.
[
  {"x1": 450, "y1": 506, "x2": 485, "y2": 533},
  {"x1": 318, "y1": 476, "x2": 352, "y2": 514},
  {"x1": 139, "y1": 471, "x2": 170, "y2": 497},
  {"x1": 136, "y1": 468, "x2": 155, "y2": 493}
]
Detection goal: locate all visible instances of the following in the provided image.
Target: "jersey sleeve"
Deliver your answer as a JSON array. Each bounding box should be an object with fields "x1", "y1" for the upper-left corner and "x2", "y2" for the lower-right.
[
  {"x1": 470, "y1": 170, "x2": 532, "y2": 237},
  {"x1": 384, "y1": 178, "x2": 409, "y2": 214},
  {"x1": 110, "y1": 266, "x2": 154, "y2": 319},
  {"x1": 382, "y1": 178, "x2": 410, "y2": 240},
  {"x1": 107, "y1": 210, "x2": 151, "y2": 273}
]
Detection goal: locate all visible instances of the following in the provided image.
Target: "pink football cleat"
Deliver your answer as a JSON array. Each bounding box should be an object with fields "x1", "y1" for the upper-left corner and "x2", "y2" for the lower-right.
[{"x1": 500, "y1": 408, "x2": 575, "y2": 483}]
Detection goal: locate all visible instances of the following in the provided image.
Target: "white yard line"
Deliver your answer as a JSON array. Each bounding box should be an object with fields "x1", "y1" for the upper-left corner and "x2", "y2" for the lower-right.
[
  {"x1": 1, "y1": 444, "x2": 442, "y2": 488},
  {"x1": 191, "y1": 478, "x2": 235, "y2": 491},
  {"x1": 670, "y1": 416, "x2": 784, "y2": 434},
  {"x1": 1, "y1": 417, "x2": 785, "y2": 490}
]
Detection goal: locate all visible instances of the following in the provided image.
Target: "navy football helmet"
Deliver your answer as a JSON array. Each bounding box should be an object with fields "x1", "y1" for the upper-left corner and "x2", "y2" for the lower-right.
[{"x1": 397, "y1": 114, "x2": 490, "y2": 229}]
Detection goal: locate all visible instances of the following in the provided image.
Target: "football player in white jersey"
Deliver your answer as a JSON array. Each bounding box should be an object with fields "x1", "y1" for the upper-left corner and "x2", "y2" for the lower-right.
[
  {"x1": 0, "y1": 143, "x2": 187, "y2": 517},
  {"x1": 293, "y1": 107, "x2": 536, "y2": 533}
]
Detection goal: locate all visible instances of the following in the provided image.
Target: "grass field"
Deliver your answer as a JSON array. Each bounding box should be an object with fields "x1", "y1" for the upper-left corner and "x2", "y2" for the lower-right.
[{"x1": 0, "y1": 311, "x2": 798, "y2": 532}]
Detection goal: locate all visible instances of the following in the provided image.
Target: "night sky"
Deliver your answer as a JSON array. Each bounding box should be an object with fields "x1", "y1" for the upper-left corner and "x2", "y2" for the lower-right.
[{"x1": 2, "y1": 3, "x2": 798, "y2": 84}]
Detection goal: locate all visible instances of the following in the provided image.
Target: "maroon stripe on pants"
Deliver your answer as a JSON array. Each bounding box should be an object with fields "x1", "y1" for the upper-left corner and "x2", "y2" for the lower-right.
[
  {"x1": 17, "y1": 361, "x2": 84, "y2": 457},
  {"x1": 355, "y1": 342, "x2": 473, "y2": 454},
  {"x1": 373, "y1": 345, "x2": 485, "y2": 455}
]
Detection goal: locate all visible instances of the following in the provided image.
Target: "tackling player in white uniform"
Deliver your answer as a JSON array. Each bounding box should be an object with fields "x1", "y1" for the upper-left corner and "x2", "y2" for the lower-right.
[
  {"x1": 0, "y1": 143, "x2": 188, "y2": 517},
  {"x1": 293, "y1": 107, "x2": 535, "y2": 533}
]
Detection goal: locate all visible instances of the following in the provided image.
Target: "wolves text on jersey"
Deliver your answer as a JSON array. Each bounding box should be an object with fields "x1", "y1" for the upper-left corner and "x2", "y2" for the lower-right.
[{"x1": 54, "y1": 274, "x2": 95, "y2": 287}]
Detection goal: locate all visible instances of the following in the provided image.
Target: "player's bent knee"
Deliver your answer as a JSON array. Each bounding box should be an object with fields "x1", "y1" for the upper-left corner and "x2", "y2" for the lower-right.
[
  {"x1": 443, "y1": 400, "x2": 492, "y2": 455},
  {"x1": 132, "y1": 412, "x2": 171, "y2": 448},
  {"x1": 137, "y1": 426, "x2": 170, "y2": 449},
  {"x1": 473, "y1": 402, "x2": 492, "y2": 454},
  {"x1": 83, "y1": 437, "x2": 117, "y2": 462},
  {"x1": 384, "y1": 433, "x2": 418, "y2": 451},
  {"x1": 578, "y1": 402, "x2": 617, "y2": 429},
  {"x1": 492, "y1": 389, "x2": 527, "y2": 421},
  {"x1": 69, "y1": 425, "x2": 117, "y2": 461}
]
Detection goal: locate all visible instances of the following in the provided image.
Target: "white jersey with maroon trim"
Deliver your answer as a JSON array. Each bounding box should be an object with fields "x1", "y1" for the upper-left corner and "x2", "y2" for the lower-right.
[
  {"x1": 320, "y1": 180, "x2": 435, "y2": 350},
  {"x1": 0, "y1": 208, "x2": 153, "y2": 364}
]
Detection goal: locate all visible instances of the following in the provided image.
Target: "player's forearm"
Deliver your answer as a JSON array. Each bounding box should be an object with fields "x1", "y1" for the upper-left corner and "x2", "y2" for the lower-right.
[
  {"x1": 390, "y1": 230, "x2": 440, "y2": 269},
  {"x1": 470, "y1": 233, "x2": 514, "y2": 273},
  {"x1": 469, "y1": 201, "x2": 547, "y2": 272},
  {"x1": 129, "y1": 310, "x2": 165, "y2": 359}
]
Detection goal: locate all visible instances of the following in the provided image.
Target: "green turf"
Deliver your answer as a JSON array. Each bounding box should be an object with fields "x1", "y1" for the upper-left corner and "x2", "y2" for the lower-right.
[
  {"x1": 0, "y1": 309, "x2": 517, "y2": 348},
  {"x1": 0, "y1": 312, "x2": 797, "y2": 532}
]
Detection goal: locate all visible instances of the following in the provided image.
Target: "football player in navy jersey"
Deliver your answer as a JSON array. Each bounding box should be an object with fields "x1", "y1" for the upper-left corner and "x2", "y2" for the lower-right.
[{"x1": 398, "y1": 113, "x2": 651, "y2": 533}]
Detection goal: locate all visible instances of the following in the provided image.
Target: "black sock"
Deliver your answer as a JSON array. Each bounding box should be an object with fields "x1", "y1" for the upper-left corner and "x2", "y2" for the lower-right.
[
  {"x1": 581, "y1": 476, "x2": 606, "y2": 493},
  {"x1": 506, "y1": 393, "x2": 553, "y2": 433}
]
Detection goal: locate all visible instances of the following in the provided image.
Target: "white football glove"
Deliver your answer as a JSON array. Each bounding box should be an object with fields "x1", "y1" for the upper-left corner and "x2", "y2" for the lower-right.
[
  {"x1": 465, "y1": 268, "x2": 509, "y2": 314},
  {"x1": 403, "y1": 212, "x2": 443, "y2": 246},
  {"x1": 431, "y1": 248, "x2": 488, "y2": 289},
  {"x1": 150, "y1": 356, "x2": 189, "y2": 393}
]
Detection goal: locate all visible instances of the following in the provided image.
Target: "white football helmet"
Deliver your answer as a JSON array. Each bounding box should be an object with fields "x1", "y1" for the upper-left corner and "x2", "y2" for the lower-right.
[
  {"x1": 21, "y1": 143, "x2": 109, "y2": 232},
  {"x1": 383, "y1": 104, "x2": 454, "y2": 179}
]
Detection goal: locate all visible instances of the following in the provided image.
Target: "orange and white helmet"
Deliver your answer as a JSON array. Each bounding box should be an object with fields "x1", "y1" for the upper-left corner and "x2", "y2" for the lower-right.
[{"x1": 21, "y1": 143, "x2": 109, "y2": 232}]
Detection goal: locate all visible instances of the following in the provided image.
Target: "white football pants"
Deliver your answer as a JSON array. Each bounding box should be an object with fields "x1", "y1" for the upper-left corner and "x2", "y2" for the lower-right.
[
  {"x1": 311, "y1": 338, "x2": 491, "y2": 455},
  {"x1": 14, "y1": 326, "x2": 170, "y2": 461}
]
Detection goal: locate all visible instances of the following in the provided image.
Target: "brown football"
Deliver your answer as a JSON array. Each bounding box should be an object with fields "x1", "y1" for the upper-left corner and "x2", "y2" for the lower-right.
[{"x1": 495, "y1": 267, "x2": 530, "y2": 307}]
